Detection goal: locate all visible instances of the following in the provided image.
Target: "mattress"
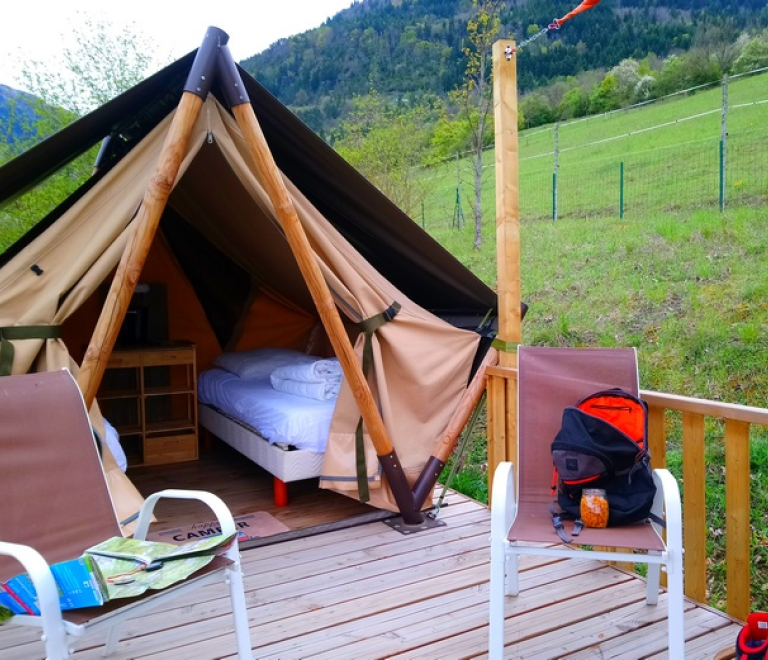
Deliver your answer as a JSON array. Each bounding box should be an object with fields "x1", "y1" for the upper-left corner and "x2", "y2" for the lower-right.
[
  {"x1": 197, "y1": 367, "x2": 335, "y2": 453},
  {"x1": 198, "y1": 404, "x2": 324, "y2": 483}
]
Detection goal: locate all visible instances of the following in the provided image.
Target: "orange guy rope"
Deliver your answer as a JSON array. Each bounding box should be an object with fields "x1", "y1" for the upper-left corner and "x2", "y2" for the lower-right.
[
  {"x1": 554, "y1": 0, "x2": 602, "y2": 27},
  {"x1": 510, "y1": 0, "x2": 603, "y2": 55}
]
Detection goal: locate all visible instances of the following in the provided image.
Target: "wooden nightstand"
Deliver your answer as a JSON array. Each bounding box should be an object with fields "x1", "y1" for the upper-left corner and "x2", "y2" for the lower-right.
[{"x1": 97, "y1": 342, "x2": 198, "y2": 466}]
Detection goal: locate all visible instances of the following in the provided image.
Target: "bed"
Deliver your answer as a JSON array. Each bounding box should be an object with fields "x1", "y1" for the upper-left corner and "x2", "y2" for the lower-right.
[{"x1": 196, "y1": 348, "x2": 341, "y2": 506}]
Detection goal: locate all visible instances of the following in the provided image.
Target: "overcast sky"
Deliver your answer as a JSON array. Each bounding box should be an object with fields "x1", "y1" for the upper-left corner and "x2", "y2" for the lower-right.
[{"x1": 2, "y1": 1, "x2": 356, "y2": 91}]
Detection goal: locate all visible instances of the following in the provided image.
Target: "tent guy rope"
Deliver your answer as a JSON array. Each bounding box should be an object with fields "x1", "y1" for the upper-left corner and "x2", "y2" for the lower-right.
[{"x1": 508, "y1": 0, "x2": 602, "y2": 55}]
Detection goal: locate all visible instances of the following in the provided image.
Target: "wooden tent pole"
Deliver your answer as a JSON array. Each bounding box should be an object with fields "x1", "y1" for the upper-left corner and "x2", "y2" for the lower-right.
[
  {"x1": 78, "y1": 94, "x2": 204, "y2": 407},
  {"x1": 78, "y1": 29, "x2": 226, "y2": 408},
  {"x1": 217, "y1": 48, "x2": 421, "y2": 522},
  {"x1": 228, "y1": 110, "x2": 397, "y2": 454}
]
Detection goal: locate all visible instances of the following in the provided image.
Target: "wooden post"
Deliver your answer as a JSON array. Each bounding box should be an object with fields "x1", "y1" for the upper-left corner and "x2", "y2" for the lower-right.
[
  {"x1": 493, "y1": 40, "x2": 521, "y2": 369},
  {"x1": 682, "y1": 411, "x2": 707, "y2": 603},
  {"x1": 725, "y1": 419, "x2": 751, "y2": 620},
  {"x1": 77, "y1": 28, "x2": 227, "y2": 407},
  {"x1": 490, "y1": 39, "x2": 522, "y2": 478}
]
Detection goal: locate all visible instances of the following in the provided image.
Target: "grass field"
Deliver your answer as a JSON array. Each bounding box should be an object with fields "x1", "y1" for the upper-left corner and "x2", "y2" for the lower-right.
[
  {"x1": 423, "y1": 72, "x2": 768, "y2": 613},
  {"x1": 421, "y1": 69, "x2": 768, "y2": 228}
]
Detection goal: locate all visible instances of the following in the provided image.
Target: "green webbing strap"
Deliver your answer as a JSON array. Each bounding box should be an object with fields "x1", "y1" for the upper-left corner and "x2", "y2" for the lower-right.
[
  {"x1": 0, "y1": 326, "x2": 62, "y2": 376},
  {"x1": 354, "y1": 302, "x2": 402, "y2": 503},
  {"x1": 491, "y1": 338, "x2": 521, "y2": 353}
]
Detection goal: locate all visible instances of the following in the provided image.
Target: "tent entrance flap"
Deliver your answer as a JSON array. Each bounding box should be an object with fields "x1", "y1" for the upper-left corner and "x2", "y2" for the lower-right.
[{"x1": 354, "y1": 302, "x2": 402, "y2": 503}]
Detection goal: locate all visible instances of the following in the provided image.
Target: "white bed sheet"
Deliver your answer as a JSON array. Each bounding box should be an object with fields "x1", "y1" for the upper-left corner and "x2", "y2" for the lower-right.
[{"x1": 197, "y1": 368, "x2": 335, "y2": 453}]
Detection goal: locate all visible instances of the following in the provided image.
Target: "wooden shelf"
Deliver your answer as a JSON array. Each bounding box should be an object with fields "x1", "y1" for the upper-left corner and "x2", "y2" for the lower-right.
[{"x1": 98, "y1": 343, "x2": 198, "y2": 466}]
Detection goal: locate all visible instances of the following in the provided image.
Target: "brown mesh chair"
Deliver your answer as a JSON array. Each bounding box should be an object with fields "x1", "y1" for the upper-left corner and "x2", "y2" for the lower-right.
[
  {"x1": 488, "y1": 346, "x2": 684, "y2": 658},
  {"x1": 0, "y1": 369, "x2": 253, "y2": 659}
]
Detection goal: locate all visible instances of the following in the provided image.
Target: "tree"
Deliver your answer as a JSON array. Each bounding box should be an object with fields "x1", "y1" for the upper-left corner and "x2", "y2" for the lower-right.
[
  {"x1": 453, "y1": 0, "x2": 504, "y2": 250},
  {"x1": 559, "y1": 87, "x2": 590, "y2": 119},
  {"x1": 15, "y1": 13, "x2": 167, "y2": 117},
  {"x1": 733, "y1": 32, "x2": 768, "y2": 73},
  {"x1": 1, "y1": 14, "x2": 169, "y2": 253},
  {"x1": 520, "y1": 92, "x2": 555, "y2": 128},
  {"x1": 609, "y1": 59, "x2": 642, "y2": 106},
  {"x1": 333, "y1": 90, "x2": 432, "y2": 218},
  {"x1": 694, "y1": 20, "x2": 747, "y2": 75},
  {"x1": 588, "y1": 74, "x2": 620, "y2": 114},
  {"x1": 429, "y1": 110, "x2": 472, "y2": 162}
]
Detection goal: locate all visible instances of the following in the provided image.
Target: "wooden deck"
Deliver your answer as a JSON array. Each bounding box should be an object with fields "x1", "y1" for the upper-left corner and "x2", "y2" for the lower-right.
[{"x1": 0, "y1": 442, "x2": 743, "y2": 659}]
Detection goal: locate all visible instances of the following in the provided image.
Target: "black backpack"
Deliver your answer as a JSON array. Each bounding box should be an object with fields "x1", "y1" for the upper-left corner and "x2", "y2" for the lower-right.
[{"x1": 550, "y1": 388, "x2": 658, "y2": 540}]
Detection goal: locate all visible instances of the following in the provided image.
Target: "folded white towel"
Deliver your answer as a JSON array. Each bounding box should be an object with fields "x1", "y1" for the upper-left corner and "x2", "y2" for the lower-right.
[
  {"x1": 271, "y1": 357, "x2": 342, "y2": 383},
  {"x1": 270, "y1": 375, "x2": 341, "y2": 401}
]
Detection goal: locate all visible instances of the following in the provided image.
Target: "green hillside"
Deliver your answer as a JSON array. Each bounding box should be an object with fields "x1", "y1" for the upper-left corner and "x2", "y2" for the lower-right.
[
  {"x1": 242, "y1": 0, "x2": 768, "y2": 135},
  {"x1": 418, "y1": 69, "x2": 768, "y2": 408},
  {"x1": 423, "y1": 72, "x2": 768, "y2": 612}
]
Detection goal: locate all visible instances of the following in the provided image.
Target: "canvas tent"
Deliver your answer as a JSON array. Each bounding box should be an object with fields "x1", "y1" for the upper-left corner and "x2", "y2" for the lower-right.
[{"x1": 0, "y1": 28, "x2": 499, "y2": 525}]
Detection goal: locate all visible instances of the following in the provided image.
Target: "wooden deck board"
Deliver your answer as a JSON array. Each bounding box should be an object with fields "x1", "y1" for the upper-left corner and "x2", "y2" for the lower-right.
[{"x1": 0, "y1": 444, "x2": 742, "y2": 659}]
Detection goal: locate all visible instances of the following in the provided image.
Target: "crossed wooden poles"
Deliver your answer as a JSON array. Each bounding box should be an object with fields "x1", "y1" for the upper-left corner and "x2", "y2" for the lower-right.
[{"x1": 77, "y1": 27, "x2": 496, "y2": 525}]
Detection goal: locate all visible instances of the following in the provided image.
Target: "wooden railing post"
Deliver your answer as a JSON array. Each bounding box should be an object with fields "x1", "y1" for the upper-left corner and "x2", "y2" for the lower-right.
[
  {"x1": 486, "y1": 366, "x2": 517, "y2": 507},
  {"x1": 646, "y1": 403, "x2": 667, "y2": 469},
  {"x1": 725, "y1": 419, "x2": 751, "y2": 620},
  {"x1": 682, "y1": 411, "x2": 707, "y2": 603}
]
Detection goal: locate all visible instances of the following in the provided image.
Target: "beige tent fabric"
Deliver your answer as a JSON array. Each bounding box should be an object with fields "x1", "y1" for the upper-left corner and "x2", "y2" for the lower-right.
[
  {"x1": 0, "y1": 96, "x2": 482, "y2": 514},
  {"x1": 0, "y1": 109, "x2": 211, "y2": 527},
  {"x1": 205, "y1": 102, "x2": 481, "y2": 507}
]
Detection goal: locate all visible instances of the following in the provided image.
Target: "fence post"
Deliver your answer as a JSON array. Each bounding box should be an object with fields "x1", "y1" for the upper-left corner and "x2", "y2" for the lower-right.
[
  {"x1": 620, "y1": 161, "x2": 624, "y2": 219},
  {"x1": 552, "y1": 122, "x2": 559, "y2": 222},
  {"x1": 453, "y1": 152, "x2": 464, "y2": 229},
  {"x1": 720, "y1": 74, "x2": 729, "y2": 212}
]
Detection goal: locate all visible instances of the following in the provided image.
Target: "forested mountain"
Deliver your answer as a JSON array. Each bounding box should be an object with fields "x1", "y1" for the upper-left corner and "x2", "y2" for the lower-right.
[
  {"x1": 240, "y1": 0, "x2": 767, "y2": 134},
  {"x1": 0, "y1": 86, "x2": 38, "y2": 148}
]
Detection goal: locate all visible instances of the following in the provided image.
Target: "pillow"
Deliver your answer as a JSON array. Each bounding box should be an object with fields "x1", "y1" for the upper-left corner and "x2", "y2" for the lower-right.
[
  {"x1": 102, "y1": 419, "x2": 127, "y2": 473},
  {"x1": 213, "y1": 347, "x2": 315, "y2": 380}
]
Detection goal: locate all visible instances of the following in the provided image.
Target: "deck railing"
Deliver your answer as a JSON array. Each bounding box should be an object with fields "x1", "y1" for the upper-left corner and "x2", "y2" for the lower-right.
[{"x1": 486, "y1": 365, "x2": 768, "y2": 621}]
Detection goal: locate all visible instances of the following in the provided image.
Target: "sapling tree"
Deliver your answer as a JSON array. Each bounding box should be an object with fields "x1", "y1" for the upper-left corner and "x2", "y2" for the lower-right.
[
  {"x1": 453, "y1": 0, "x2": 504, "y2": 250},
  {"x1": 1, "y1": 14, "x2": 169, "y2": 252}
]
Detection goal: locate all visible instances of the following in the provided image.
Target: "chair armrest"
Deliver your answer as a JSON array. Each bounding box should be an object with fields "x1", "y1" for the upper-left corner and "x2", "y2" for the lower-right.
[
  {"x1": 651, "y1": 468, "x2": 683, "y2": 551},
  {"x1": 0, "y1": 542, "x2": 68, "y2": 644},
  {"x1": 131, "y1": 490, "x2": 237, "y2": 543},
  {"x1": 490, "y1": 462, "x2": 517, "y2": 541}
]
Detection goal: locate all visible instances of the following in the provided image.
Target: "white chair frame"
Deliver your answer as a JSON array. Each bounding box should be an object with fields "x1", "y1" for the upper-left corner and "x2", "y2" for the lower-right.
[
  {"x1": 488, "y1": 346, "x2": 685, "y2": 658},
  {"x1": 0, "y1": 489, "x2": 253, "y2": 660},
  {"x1": 488, "y1": 461, "x2": 685, "y2": 658}
]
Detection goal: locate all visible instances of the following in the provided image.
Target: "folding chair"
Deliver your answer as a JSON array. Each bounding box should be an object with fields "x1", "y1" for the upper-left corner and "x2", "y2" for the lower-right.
[
  {"x1": 0, "y1": 369, "x2": 253, "y2": 659},
  {"x1": 488, "y1": 346, "x2": 684, "y2": 658}
]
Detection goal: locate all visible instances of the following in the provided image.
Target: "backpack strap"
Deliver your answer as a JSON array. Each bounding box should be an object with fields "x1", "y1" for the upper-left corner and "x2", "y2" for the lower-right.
[
  {"x1": 550, "y1": 501, "x2": 583, "y2": 543},
  {"x1": 648, "y1": 511, "x2": 666, "y2": 528}
]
